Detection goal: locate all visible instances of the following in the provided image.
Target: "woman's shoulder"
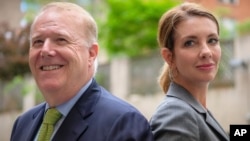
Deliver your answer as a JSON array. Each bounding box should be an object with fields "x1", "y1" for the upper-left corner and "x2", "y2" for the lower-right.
[
  {"x1": 151, "y1": 95, "x2": 199, "y2": 122},
  {"x1": 159, "y1": 95, "x2": 194, "y2": 111}
]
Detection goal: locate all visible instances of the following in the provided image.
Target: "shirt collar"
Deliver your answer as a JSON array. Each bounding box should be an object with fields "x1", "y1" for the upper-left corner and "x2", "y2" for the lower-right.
[{"x1": 45, "y1": 78, "x2": 93, "y2": 116}]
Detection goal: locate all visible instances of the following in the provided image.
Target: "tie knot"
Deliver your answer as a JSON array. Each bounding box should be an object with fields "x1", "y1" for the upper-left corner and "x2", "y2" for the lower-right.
[{"x1": 43, "y1": 108, "x2": 62, "y2": 125}]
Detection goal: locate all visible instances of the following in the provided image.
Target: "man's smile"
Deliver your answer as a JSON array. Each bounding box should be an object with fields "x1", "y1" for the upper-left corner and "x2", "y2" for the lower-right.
[{"x1": 40, "y1": 65, "x2": 63, "y2": 71}]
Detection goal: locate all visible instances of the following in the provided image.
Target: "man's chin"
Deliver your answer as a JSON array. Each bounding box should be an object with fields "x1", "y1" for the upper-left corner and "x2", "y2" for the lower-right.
[{"x1": 38, "y1": 83, "x2": 61, "y2": 93}]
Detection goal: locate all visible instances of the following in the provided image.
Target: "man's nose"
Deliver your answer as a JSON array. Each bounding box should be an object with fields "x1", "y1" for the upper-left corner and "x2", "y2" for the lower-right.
[{"x1": 40, "y1": 40, "x2": 56, "y2": 57}]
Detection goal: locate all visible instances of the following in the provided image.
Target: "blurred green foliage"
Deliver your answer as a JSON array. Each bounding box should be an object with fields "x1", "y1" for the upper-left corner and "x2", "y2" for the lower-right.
[
  {"x1": 3, "y1": 75, "x2": 41, "y2": 97},
  {"x1": 100, "y1": 0, "x2": 180, "y2": 58},
  {"x1": 237, "y1": 19, "x2": 250, "y2": 36}
]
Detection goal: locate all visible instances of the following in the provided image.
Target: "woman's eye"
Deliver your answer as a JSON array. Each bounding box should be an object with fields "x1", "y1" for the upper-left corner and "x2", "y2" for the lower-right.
[
  {"x1": 208, "y1": 38, "x2": 219, "y2": 44},
  {"x1": 184, "y1": 40, "x2": 194, "y2": 47}
]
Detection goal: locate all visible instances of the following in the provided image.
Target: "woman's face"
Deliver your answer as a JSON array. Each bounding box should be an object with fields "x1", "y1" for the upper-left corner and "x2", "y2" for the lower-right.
[{"x1": 163, "y1": 16, "x2": 221, "y2": 86}]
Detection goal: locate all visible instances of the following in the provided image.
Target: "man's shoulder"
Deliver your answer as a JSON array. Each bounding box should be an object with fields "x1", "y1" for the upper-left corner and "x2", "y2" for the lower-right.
[
  {"x1": 83, "y1": 81, "x2": 144, "y2": 117},
  {"x1": 98, "y1": 86, "x2": 142, "y2": 113},
  {"x1": 17, "y1": 102, "x2": 45, "y2": 120}
]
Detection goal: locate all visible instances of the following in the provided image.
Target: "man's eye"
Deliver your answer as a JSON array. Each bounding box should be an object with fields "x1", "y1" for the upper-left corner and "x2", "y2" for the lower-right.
[
  {"x1": 56, "y1": 38, "x2": 68, "y2": 45},
  {"x1": 33, "y1": 40, "x2": 43, "y2": 47},
  {"x1": 57, "y1": 38, "x2": 67, "y2": 42}
]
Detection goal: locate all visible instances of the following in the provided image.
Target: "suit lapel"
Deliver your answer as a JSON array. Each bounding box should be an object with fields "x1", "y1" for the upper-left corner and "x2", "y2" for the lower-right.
[
  {"x1": 52, "y1": 107, "x2": 89, "y2": 141},
  {"x1": 53, "y1": 80, "x2": 101, "y2": 141},
  {"x1": 26, "y1": 104, "x2": 45, "y2": 141},
  {"x1": 205, "y1": 111, "x2": 229, "y2": 141}
]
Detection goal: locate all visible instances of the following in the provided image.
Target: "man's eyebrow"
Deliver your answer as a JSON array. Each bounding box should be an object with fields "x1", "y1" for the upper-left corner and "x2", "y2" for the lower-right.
[{"x1": 31, "y1": 34, "x2": 42, "y2": 41}]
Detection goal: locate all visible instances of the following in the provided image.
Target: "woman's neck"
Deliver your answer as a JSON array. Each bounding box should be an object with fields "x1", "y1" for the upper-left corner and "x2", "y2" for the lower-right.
[{"x1": 173, "y1": 80, "x2": 209, "y2": 108}]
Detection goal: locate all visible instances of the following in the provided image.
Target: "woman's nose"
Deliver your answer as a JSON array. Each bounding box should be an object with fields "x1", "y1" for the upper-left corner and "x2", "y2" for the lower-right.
[{"x1": 199, "y1": 43, "x2": 212, "y2": 59}]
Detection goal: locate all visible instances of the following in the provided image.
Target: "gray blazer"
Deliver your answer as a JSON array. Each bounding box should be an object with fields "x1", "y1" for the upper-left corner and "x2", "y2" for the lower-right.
[{"x1": 150, "y1": 82, "x2": 229, "y2": 141}]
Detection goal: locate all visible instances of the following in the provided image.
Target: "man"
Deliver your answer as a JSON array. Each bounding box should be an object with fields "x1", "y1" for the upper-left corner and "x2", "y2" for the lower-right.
[{"x1": 10, "y1": 2, "x2": 153, "y2": 141}]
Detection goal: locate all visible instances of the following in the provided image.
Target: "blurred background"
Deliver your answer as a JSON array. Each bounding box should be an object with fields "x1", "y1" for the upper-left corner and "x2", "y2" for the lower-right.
[{"x1": 1, "y1": 0, "x2": 250, "y2": 140}]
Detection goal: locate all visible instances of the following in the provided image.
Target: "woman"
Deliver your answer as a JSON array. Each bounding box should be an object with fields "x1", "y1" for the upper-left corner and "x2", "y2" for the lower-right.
[{"x1": 150, "y1": 2, "x2": 229, "y2": 141}]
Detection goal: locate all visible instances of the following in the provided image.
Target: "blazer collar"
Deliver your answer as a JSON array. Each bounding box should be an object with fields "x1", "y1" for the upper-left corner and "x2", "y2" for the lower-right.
[
  {"x1": 167, "y1": 82, "x2": 206, "y2": 114},
  {"x1": 53, "y1": 79, "x2": 101, "y2": 141},
  {"x1": 167, "y1": 82, "x2": 229, "y2": 141}
]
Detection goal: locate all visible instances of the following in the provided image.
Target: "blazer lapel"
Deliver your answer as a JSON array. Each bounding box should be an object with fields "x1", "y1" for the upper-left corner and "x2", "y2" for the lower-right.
[
  {"x1": 53, "y1": 80, "x2": 101, "y2": 141},
  {"x1": 52, "y1": 107, "x2": 89, "y2": 141},
  {"x1": 205, "y1": 111, "x2": 229, "y2": 141},
  {"x1": 26, "y1": 104, "x2": 45, "y2": 141}
]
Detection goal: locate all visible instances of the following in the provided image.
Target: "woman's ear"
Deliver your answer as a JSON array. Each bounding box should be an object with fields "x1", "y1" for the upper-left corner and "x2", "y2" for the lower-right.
[{"x1": 161, "y1": 47, "x2": 173, "y2": 66}]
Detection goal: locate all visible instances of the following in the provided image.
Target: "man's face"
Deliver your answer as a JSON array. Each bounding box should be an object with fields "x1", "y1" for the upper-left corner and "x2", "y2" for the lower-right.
[{"x1": 29, "y1": 8, "x2": 97, "y2": 104}]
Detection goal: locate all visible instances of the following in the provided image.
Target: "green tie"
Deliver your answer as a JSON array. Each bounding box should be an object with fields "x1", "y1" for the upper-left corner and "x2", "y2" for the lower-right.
[{"x1": 38, "y1": 108, "x2": 62, "y2": 141}]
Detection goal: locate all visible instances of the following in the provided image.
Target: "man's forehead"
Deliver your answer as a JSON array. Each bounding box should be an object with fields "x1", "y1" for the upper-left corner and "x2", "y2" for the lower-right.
[{"x1": 34, "y1": 9, "x2": 77, "y2": 28}]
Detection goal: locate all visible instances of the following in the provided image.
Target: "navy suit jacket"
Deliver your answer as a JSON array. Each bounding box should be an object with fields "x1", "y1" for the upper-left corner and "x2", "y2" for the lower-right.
[{"x1": 11, "y1": 80, "x2": 154, "y2": 141}]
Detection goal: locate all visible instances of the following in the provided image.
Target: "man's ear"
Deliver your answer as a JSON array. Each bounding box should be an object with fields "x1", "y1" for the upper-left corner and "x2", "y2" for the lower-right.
[
  {"x1": 88, "y1": 43, "x2": 99, "y2": 68},
  {"x1": 89, "y1": 43, "x2": 99, "y2": 61},
  {"x1": 161, "y1": 47, "x2": 173, "y2": 66}
]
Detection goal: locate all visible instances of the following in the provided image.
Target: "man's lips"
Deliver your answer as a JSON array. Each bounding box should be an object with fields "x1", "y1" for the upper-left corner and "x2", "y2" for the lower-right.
[{"x1": 40, "y1": 65, "x2": 63, "y2": 71}]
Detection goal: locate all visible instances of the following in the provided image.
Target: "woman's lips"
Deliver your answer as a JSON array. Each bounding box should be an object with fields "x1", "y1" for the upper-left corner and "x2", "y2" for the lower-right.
[{"x1": 196, "y1": 63, "x2": 214, "y2": 70}]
